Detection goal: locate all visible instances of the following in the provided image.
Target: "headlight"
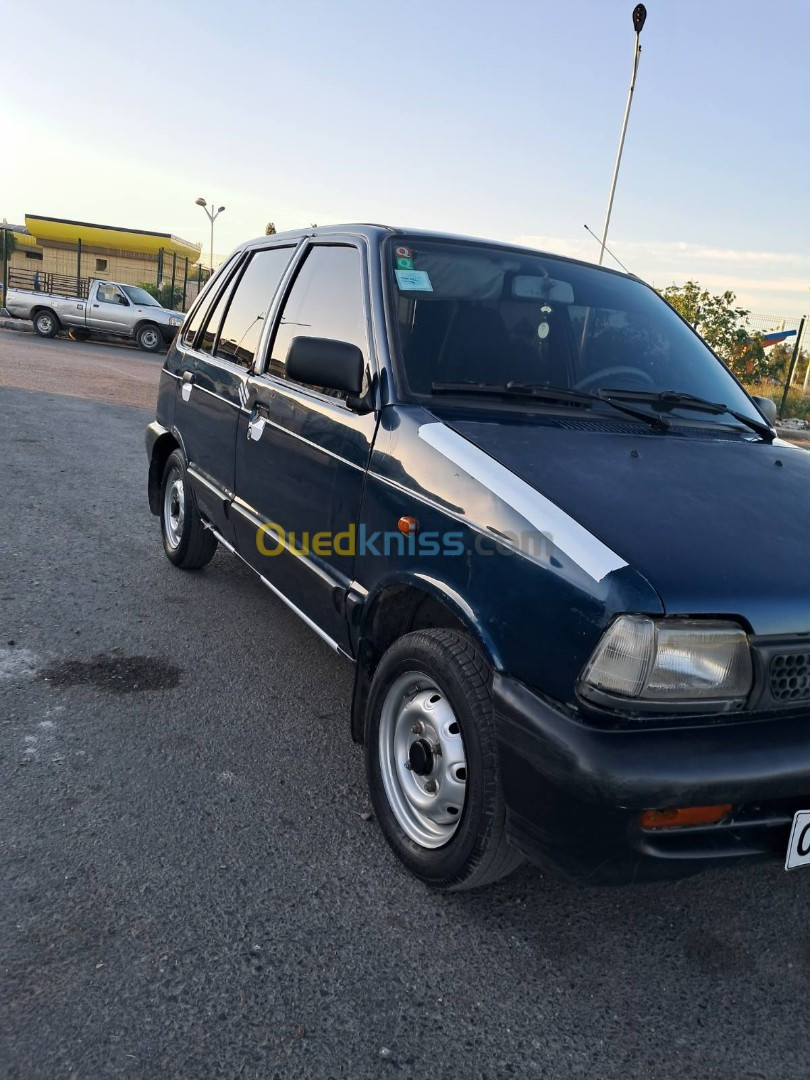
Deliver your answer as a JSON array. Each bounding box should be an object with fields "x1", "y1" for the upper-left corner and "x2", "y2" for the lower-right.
[
  {"x1": 580, "y1": 615, "x2": 752, "y2": 707},
  {"x1": 169, "y1": 317, "x2": 182, "y2": 327}
]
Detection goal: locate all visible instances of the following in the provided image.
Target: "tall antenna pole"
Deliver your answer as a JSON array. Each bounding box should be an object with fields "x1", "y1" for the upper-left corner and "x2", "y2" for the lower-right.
[{"x1": 598, "y1": 4, "x2": 647, "y2": 266}]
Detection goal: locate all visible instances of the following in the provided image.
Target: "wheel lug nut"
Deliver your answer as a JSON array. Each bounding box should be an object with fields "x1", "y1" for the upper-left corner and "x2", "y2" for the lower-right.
[
  {"x1": 405, "y1": 760, "x2": 412, "y2": 770},
  {"x1": 411, "y1": 722, "x2": 424, "y2": 735},
  {"x1": 424, "y1": 779, "x2": 438, "y2": 794}
]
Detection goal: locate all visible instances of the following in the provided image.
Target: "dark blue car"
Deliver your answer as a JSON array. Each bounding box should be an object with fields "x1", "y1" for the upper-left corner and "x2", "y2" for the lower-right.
[{"x1": 146, "y1": 225, "x2": 810, "y2": 889}]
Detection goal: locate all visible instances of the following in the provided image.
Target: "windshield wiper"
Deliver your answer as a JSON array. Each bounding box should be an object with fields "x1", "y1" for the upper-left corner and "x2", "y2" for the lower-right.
[
  {"x1": 598, "y1": 389, "x2": 775, "y2": 442},
  {"x1": 431, "y1": 381, "x2": 670, "y2": 432}
]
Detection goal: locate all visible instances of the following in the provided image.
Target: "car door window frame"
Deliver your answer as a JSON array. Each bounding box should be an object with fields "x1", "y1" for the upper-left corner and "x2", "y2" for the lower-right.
[
  {"x1": 180, "y1": 252, "x2": 243, "y2": 350},
  {"x1": 255, "y1": 238, "x2": 377, "y2": 410},
  {"x1": 211, "y1": 245, "x2": 298, "y2": 370}
]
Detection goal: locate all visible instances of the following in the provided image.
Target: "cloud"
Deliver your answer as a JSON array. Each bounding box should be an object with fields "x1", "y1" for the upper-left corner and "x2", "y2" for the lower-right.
[{"x1": 512, "y1": 234, "x2": 810, "y2": 319}]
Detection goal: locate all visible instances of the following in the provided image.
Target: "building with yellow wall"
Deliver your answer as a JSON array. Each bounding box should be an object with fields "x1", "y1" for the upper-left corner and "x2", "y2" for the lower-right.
[{"x1": 3, "y1": 214, "x2": 203, "y2": 306}]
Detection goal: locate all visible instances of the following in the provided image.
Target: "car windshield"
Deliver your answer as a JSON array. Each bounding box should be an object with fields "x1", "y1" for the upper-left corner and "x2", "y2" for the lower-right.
[
  {"x1": 387, "y1": 238, "x2": 762, "y2": 427},
  {"x1": 122, "y1": 285, "x2": 161, "y2": 307}
]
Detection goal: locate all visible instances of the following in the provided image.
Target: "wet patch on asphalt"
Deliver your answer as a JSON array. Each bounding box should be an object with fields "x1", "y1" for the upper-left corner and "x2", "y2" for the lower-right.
[{"x1": 38, "y1": 654, "x2": 182, "y2": 694}]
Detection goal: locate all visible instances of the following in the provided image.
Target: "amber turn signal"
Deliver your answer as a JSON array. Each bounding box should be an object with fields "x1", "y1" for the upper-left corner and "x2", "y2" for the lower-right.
[
  {"x1": 397, "y1": 516, "x2": 419, "y2": 535},
  {"x1": 639, "y1": 804, "x2": 732, "y2": 829}
]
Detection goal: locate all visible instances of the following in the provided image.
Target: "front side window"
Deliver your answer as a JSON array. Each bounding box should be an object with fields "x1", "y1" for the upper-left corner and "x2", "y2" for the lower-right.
[
  {"x1": 215, "y1": 247, "x2": 293, "y2": 368},
  {"x1": 97, "y1": 283, "x2": 127, "y2": 306},
  {"x1": 269, "y1": 246, "x2": 367, "y2": 391},
  {"x1": 388, "y1": 238, "x2": 762, "y2": 427}
]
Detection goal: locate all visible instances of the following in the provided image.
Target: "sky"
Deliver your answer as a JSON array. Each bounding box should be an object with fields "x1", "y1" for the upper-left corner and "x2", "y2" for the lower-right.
[{"x1": 3, "y1": 0, "x2": 809, "y2": 321}]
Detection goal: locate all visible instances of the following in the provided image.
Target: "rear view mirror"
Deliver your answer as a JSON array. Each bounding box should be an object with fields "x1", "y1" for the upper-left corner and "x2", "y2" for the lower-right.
[
  {"x1": 751, "y1": 395, "x2": 778, "y2": 426},
  {"x1": 512, "y1": 276, "x2": 575, "y2": 304},
  {"x1": 286, "y1": 336, "x2": 364, "y2": 396}
]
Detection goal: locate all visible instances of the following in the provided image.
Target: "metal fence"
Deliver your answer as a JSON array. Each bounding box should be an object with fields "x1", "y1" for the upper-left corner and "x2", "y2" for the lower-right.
[
  {"x1": 740, "y1": 312, "x2": 808, "y2": 415},
  {"x1": 2, "y1": 239, "x2": 211, "y2": 314}
]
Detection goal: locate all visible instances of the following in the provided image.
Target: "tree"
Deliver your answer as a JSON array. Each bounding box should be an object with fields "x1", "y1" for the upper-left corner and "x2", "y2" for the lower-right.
[
  {"x1": 265, "y1": 222, "x2": 276, "y2": 235},
  {"x1": 0, "y1": 225, "x2": 17, "y2": 262},
  {"x1": 657, "y1": 280, "x2": 768, "y2": 382}
]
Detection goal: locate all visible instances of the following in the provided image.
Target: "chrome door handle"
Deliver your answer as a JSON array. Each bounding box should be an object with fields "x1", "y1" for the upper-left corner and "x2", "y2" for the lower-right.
[{"x1": 247, "y1": 406, "x2": 267, "y2": 441}]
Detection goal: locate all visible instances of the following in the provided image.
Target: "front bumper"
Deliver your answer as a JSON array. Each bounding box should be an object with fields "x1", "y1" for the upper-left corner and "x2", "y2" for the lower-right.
[
  {"x1": 160, "y1": 323, "x2": 182, "y2": 343},
  {"x1": 494, "y1": 673, "x2": 810, "y2": 884}
]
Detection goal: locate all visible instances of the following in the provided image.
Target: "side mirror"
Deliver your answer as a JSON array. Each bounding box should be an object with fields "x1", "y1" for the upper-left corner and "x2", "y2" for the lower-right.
[
  {"x1": 751, "y1": 395, "x2": 778, "y2": 426},
  {"x1": 286, "y1": 336, "x2": 364, "y2": 396}
]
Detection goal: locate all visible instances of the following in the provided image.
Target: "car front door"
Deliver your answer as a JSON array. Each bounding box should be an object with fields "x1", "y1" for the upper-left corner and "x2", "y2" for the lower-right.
[
  {"x1": 232, "y1": 241, "x2": 379, "y2": 653},
  {"x1": 89, "y1": 282, "x2": 132, "y2": 335},
  {"x1": 174, "y1": 246, "x2": 295, "y2": 542}
]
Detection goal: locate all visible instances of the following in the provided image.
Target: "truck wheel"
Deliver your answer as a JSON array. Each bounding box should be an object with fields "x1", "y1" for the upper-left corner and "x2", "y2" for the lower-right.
[
  {"x1": 159, "y1": 450, "x2": 217, "y2": 569},
  {"x1": 137, "y1": 324, "x2": 163, "y2": 352},
  {"x1": 365, "y1": 628, "x2": 522, "y2": 890},
  {"x1": 33, "y1": 310, "x2": 60, "y2": 338}
]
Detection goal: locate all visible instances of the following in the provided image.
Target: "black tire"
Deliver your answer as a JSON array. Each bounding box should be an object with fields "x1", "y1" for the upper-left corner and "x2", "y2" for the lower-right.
[
  {"x1": 33, "y1": 309, "x2": 60, "y2": 338},
  {"x1": 136, "y1": 323, "x2": 163, "y2": 352},
  {"x1": 365, "y1": 628, "x2": 522, "y2": 890},
  {"x1": 159, "y1": 449, "x2": 217, "y2": 569}
]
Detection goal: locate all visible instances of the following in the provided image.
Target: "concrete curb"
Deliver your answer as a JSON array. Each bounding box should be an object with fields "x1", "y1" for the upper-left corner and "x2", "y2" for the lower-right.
[{"x1": 0, "y1": 316, "x2": 34, "y2": 333}]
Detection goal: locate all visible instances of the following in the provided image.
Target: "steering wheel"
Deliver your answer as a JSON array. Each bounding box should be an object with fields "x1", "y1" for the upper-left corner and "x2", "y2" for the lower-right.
[{"x1": 575, "y1": 366, "x2": 656, "y2": 392}]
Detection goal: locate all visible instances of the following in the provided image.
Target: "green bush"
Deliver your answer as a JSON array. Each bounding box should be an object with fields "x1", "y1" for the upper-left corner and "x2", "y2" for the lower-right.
[{"x1": 137, "y1": 281, "x2": 184, "y2": 310}]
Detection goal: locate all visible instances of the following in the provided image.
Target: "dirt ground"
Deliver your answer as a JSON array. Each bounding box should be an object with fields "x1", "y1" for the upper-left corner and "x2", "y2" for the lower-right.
[{"x1": 0, "y1": 328, "x2": 163, "y2": 411}]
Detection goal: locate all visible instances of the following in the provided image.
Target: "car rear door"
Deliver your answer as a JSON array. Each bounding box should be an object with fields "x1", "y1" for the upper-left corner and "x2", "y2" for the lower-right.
[
  {"x1": 232, "y1": 241, "x2": 379, "y2": 653},
  {"x1": 173, "y1": 246, "x2": 295, "y2": 542}
]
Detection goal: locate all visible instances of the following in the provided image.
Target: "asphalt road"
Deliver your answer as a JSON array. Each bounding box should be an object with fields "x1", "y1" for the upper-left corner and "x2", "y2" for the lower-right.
[
  {"x1": 0, "y1": 328, "x2": 163, "y2": 410},
  {"x1": 1, "y1": 375, "x2": 809, "y2": 1077}
]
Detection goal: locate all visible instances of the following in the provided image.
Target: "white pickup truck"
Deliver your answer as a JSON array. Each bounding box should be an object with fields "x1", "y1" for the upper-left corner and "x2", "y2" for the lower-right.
[{"x1": 4, "y1": 279, "x2": 184, "y2": 352}]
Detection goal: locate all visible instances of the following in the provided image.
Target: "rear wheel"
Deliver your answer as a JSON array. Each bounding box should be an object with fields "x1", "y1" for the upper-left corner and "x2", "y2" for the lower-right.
[
  {"x1": 33, "y1": 310, "x2": 59, "y2": 338},
  {"x1": 159, "y1": 449, "x2": 217, "y2": 569},
  {"x1": 365, "y1": 628, "x2": 522, "y2": 890},
  {"x1": 137, "y1": 323, "x2": 163, "y2": 352}
]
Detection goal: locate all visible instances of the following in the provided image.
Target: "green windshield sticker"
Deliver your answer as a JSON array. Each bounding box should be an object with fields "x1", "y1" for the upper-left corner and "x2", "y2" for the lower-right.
[
  {"x1": 396, "y1": 256, "x2": 414, "y2": 270},
  {"x1": 395, "y1": 268, "x2": 433, "y2": 292}
]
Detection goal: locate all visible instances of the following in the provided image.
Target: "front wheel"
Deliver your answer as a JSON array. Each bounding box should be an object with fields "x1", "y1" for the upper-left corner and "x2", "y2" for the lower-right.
[
  {"x1": 365, "y1": 629, "x2": 522, "y2": 890},
  {"x1": 160, "y1": 449, "x2": 217, "y2": 569},
  {"x1": 136, "y1": 323, "x2": 163, "y2": 352},
  {"x1": 33, "y1": 310, "x2": 60, "y2": 338}
]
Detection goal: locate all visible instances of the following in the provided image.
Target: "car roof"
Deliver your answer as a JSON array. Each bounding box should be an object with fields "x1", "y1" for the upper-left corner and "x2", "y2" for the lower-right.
[{"x1": 237, "y1": 224, "x2": 630, "y2": 279}]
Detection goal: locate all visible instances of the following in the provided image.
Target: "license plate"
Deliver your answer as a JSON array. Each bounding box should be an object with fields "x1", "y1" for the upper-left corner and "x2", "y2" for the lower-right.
[{"x1": 785, "y1": 811, "x2": 810, "y2": 870}]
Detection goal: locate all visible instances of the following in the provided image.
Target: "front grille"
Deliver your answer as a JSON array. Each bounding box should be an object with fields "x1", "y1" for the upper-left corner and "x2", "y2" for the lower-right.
[{"x1": 770, "y1": 653, "x2": 810, "y2": 702}]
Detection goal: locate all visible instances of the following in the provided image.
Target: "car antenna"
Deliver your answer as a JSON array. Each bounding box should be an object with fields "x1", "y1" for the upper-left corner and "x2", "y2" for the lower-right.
[{"x1": 583, "y1": 224, "x2": 633, "y2": 275}]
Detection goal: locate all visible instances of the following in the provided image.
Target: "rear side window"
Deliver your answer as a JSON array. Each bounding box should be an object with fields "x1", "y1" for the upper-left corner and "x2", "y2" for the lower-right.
[
  {"x1": 268, "y1": 246, "x2": 367, "y2": 385},
  {"x1": 181, "y1": 254, "x2": 240, "y2": 347},
  {"x1": 215, "y1": 247, "x2": 293, "y2": 368},
  {"x1": 198, "y1": 273, "x2": 240, "y2": 356}
]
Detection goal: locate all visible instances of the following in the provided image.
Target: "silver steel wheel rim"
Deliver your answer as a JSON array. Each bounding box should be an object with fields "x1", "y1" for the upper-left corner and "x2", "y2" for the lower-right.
[
  {"x1": 142, "y1": 328, "x2": 159, "y2": 348},
  {"x1": 163, "y1": 467, "x2": 185, "y2": 549},
  {"x1": 38, "y1": 315, "x2": 53, "y2": 333},
  {"x1": 378, "y1": 671, "x2": 468, "y2": 849}
]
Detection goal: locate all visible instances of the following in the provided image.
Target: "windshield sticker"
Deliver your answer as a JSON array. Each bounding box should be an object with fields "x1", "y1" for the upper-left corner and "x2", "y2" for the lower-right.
[
  {"x1": 395, "y1": 268, "x2": 433, "y2": 292},
  {"x1": 395, "y1": 245, "x2": 412, "y2": 258},
  {"x1": 396, "y1": 256, "x2": 414, "y2": 270}
]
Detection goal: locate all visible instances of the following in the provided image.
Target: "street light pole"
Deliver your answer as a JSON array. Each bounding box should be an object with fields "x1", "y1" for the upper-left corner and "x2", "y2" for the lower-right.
[
  {"x1": 598, "y1": 4, "x2": 647, "y2": 266},
  {"x1": 195, "y1": 197, "x2": 226, "y2": 275}
]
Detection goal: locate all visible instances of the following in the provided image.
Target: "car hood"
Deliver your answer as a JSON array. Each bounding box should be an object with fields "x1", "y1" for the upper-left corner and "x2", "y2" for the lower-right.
[
  {"x1": 439, "y1": 414, "x2": 810, "y2": 636},
  {"x1": 142, "y1": 306, "x2": 182, "y2": 323}
]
